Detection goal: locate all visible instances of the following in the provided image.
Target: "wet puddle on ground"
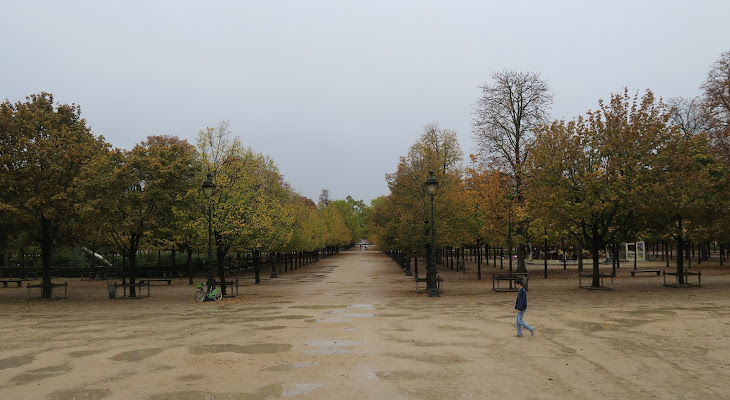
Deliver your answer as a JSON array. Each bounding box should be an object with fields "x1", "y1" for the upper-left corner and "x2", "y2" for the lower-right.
[
  {"x1": 177, "y1": 374, "x2": 207, "y2": 381},
  {"x1": 387, "y1": 352, "x2": 464, "y2": 365},
  {"x1": 340, "y1": 313, "x2": 373, "y2": 318},
  {"x1": 347, "y1": 313, "x2": 375, "y2": 317},
  {"x1": 69, "y1": 349, "x2": 105, "y2": 358},
  {"x1": 317, "y1": 304, "x2": 375, "y2": 322},
  {"x1": 0, "y1": 355, "x2": 34, "y2": 370},
  {"x1": 148, "y1": 392, "x2": 256, "y2": 400},
  {"x1": 290, "y1": 305, "x2": 347, "y2": 310},
  {"x1": 302, "y1": 340, "x2": 360, "y2": 355},
  {"x1": 256, "y1": 382, "x2": 326, "y2": 398},
  {"x1": 280, "y1": 383, "x2": 323, "y2": 397},
  {"x1": 349, "y1": 304, "x2": 374, "y2": 310},
  {"x1": 316, "y1": 317, "x2": 352, "y2": 323},
  {"x1": 262, "y1": 362, "x2": 317, "y2": 372},
  {"x1": 242, "y1": 315, "x2": 312, "y2": 322},
  {"x1": 147, "y1": 381, "x2": 326, "y2": 399},
  {"x1": 374, "y1": 313, "x2": 410, "y2": 318},
  {"x1": 110, "y1": 348, "x2": 164, "y2": 362},
  {"x1": 307, "y1": 340, "x2": 360, "y2": 347},
  {"x1": 48, "y1": 388, "x2": 110, "y2": 400},
  {"x1": 11, "y1": 365, "x2": 71, "y2": 383},
  {"x1": 255, "y1": 325, "x2": 288, "y2": 331},
  {"x1": 189, "y1": 343, "x2": 292, "y2": 355},
  {"x1": 374, "y1": 370, "x2": 423, "y2": 380}
]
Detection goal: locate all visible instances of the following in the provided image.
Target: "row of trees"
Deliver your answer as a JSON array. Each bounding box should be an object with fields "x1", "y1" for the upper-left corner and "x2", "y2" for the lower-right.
[
  {"x1": 369, "y1": 51, "x2": 730, "y2": 288},
  {"x1": 0, "y1": 98, "x2": 366, "y2": 297}
]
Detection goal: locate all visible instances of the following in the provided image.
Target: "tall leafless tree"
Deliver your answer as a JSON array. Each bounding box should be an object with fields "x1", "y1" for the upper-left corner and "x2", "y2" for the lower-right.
[
  {"x1": 667, "y1": 96, "x2": 710, "y2": 139},
  {"x1": 701, "y1": 51, "x2": 730, "y2": 158},
  {"x1": 472, "y1": 70, "x2": 552, "y2": 272},
  {"x1": 318, "y1": 189, "x2": 331, "y2": 208}
]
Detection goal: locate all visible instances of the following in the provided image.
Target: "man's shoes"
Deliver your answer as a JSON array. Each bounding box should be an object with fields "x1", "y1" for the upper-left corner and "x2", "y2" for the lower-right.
[
  {"x1": 514, "y1": 334, "x2": 523, "y2": 337},
  {"x1": 530, "y1": 328, "x2": 535, "y2": 336}
]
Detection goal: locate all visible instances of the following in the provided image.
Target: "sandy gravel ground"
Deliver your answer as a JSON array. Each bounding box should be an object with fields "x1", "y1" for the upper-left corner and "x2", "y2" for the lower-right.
[{"x1": 0, "y1": 248, "x2": 729, "y2": 400}]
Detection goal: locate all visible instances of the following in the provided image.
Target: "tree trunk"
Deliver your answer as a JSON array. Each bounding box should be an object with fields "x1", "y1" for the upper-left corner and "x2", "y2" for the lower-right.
[
  {"x1": 127, "y1": 247, "x2": 138, "y2": 297},
  {"x1": 170, "y1": 246, "x2": 176, "y2": 279},
  {"x1": 40, "y1": 216, "x2": 54, "y2": 299},
  {"x1": 516, "y1": 244, "x2": 527, "y2": 273},
  {"x1": 122, "y1": 254, "x2": 127, "y2": 284},
  {"x1": 577, "y1": 242, "x2": 583, "y2": 273},
  {"x1": 476, "y1": 239, "x2": 482, "y2": 280},
  {"x1": 448, "y1": 247, "x2": 452, "y2": 270},
  {"x1": 254, "y1": 249, "x2": 261, "y2": 284},
  {"x1": 720, "y1": 243, "x2": 724, "y2": 266},
  {"x1": 591, "y1": 243, "x2": 601, "y2": 288},
  {"x1": 186, "y1": 247, "x2": 193, "y2": 285},
  {"x1": 676, "y1": 216, "x2": 685, "y2": 285}
]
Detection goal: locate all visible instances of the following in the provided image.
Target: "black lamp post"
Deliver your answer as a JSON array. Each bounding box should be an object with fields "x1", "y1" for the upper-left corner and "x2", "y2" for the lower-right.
[
  {"x1": 543, "y1": 228, "x2": 547, "y2": 279},
  {"x1": 202, "y1": 173, "x2": 216, "y2": 293},
  {"x1": 425, "y1": 171, "x2": 440, "y2": 298}
]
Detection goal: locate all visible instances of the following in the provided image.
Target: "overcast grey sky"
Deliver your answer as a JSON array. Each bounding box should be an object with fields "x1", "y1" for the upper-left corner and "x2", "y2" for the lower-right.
[{"x1": 2, "y1": 1, "x2": 728, "y2": 203}]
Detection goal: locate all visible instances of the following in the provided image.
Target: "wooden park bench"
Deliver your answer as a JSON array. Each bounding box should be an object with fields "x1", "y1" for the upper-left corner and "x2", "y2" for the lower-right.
[
  {"x1": 415, "y1": 276, "x2": 427, "y2": 293},
  {"x1": 80, "y1": 268, "x2": 120, "y2": 281},
  {"x1": 80, "y1": 271, "x2": 99, "y2": 280},
  {"x1": 415, "y1": 275, "x2": 443, "y2": 294},
  {"x1": 107, "y1": 281, "x2": 151, "y2": 298},
  {"x1": 27, "y1": 282, "x2": 68, "y2": 299},
  {"x1": 663, "y1": 271, "x2": 701, "y2": 287},
  {"x1": 215, "y1": 279, "x2": 239, "y2": 297},
  {"x1": 139, "y1": 278, "x2": 172, "y2": 285},
  {"x1": 492, "y1": 273, "x2": 528, "y2": 292},
  {"x1": 631, "y1": 269, "x2": 661, "y2": 277},
  {"x1": 0, "y1": 279, "x2": 24, "y2": 288},
  {"x1": 578, "y1": 272, "x2": 614, "y2": 289}
]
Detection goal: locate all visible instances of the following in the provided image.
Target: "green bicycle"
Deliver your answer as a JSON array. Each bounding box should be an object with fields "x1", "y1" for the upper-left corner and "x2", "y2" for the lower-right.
[{"x1": 195, "y1": 282, "x2": 222, "y2": 302}]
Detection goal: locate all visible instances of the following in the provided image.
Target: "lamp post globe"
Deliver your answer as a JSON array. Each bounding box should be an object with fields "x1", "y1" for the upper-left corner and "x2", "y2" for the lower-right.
[
  {"x1": 203, "y1": 173, "x2": 214, "y2": 196},
  {"x1": 425, "y1": 171, "x2": 438, "y2": 195},
  {"x1": 425, "y1": 171, "x2": 440, "y2": 298}
]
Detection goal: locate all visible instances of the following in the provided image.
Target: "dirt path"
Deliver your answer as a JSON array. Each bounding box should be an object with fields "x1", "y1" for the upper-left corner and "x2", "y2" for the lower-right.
[{"x1": 0, "y1": 249, "x2": 729, "y2": 399}]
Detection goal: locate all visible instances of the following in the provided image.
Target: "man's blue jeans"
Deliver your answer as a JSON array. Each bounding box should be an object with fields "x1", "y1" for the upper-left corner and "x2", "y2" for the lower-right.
[{"x1": 516, "y1": 310, "x2": 533, "y2": 335}]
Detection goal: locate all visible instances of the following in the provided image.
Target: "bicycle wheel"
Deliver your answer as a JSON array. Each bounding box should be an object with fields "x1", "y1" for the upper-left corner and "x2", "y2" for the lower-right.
[
  {"x1": 194, "y1": 289, "x2": 206, "y2": 303},
  {"x1": 212, "y1": 291, "x2": 223, "y2": 301}
]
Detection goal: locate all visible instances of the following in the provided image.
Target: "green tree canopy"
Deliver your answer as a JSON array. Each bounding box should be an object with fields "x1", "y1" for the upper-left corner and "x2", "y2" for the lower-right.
[
  {"x1": 371, "y1": 123, "x2": 468, "y2": 259},
  {"x1": 196, "y1": 121, "x2": 294, "y2": 284},
  {"x1": 528, "y1": 89, "x2": 672, "y2": 287},
  {"x1": 82, "y1": 135, "x2": 197, "y2": 296},
  {"x1": 0, "y1": 93, "x2": 107, "y2": 297}
]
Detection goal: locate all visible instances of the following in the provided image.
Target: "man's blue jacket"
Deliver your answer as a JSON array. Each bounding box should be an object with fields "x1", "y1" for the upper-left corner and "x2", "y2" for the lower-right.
[{"x1": 515, "y1": 287, "x2": 527, "y2": 311}]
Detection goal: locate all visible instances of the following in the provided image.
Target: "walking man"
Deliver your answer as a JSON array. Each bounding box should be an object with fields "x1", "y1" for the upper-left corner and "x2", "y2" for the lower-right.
[{"x1": 514, "y1": 280, "x2": 535, "y2": 337}]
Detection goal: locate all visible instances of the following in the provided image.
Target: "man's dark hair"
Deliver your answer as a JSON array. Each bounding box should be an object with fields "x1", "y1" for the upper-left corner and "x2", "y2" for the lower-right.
[{"x1": 515, "y1": 280, "x2": 523, "y2": 286}]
